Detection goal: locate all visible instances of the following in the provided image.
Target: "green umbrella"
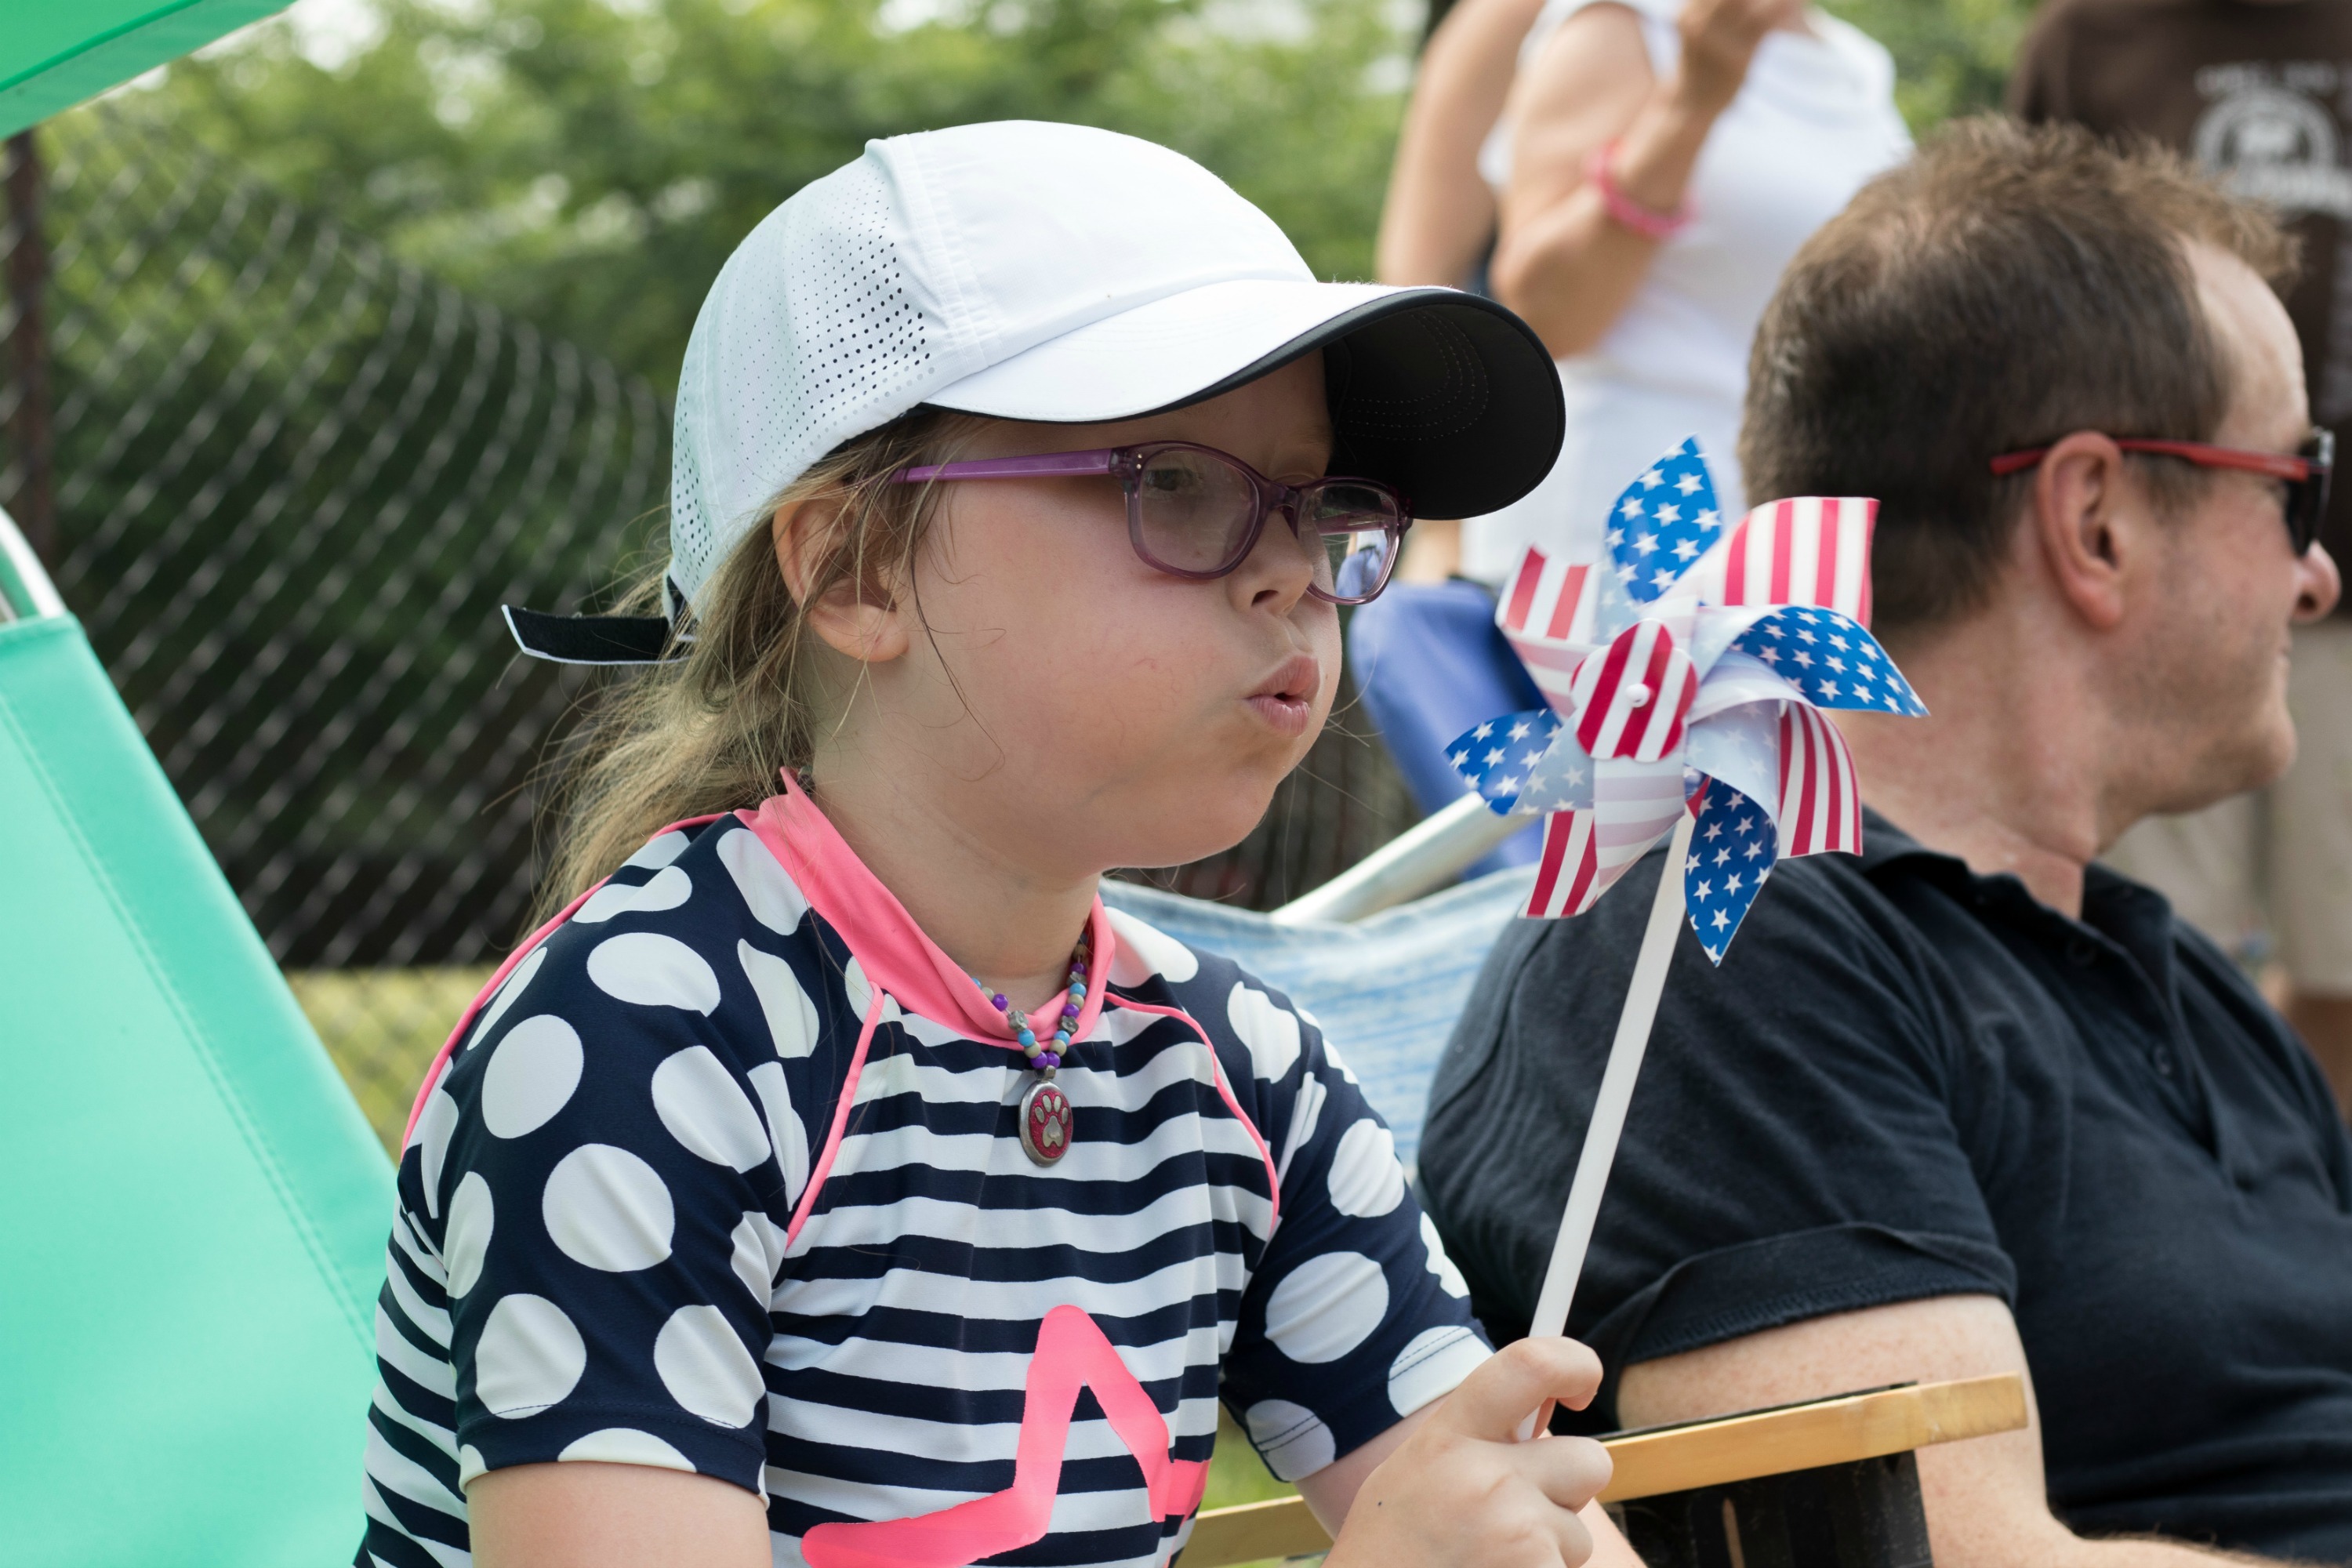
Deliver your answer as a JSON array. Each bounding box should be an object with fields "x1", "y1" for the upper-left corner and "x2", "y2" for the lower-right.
[{"x1": 0, "y1": 0, "x2": 292, "y2": 140}]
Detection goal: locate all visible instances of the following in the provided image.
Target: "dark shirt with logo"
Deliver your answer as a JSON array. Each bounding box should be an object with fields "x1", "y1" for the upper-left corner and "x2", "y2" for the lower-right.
[
  {"x1": 2013, "y1": 0, "x2": 2352, "y2": 588},
  {"x1": 1419, "y1": 815, "x2": 2352, "y2": 1562}
]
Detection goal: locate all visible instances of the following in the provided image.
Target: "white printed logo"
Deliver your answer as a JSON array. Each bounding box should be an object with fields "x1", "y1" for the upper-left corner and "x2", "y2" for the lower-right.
[{"x1": 2193, "y1": 66, "x2": 2352, "y2": 218}]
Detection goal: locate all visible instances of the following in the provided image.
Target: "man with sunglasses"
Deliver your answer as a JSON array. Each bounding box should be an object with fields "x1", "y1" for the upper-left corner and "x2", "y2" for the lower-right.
[
  {"x1": 2014, "y1": 0, "x2": 2352, "y2": 1120},
  {"x1": 1421, "y1": 118, "x2": 2352, "y2": 1568}
]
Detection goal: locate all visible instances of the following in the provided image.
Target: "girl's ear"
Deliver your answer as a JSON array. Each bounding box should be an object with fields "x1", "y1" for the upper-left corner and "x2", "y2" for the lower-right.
[{"x1": 774, "y1": 494, "x2": 913, "y2": 665}]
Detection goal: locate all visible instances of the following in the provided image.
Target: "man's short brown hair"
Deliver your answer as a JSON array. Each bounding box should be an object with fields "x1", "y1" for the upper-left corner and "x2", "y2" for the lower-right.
[{"x1": 1738, "y1": 116, "x2": 2296, "y2": 639}]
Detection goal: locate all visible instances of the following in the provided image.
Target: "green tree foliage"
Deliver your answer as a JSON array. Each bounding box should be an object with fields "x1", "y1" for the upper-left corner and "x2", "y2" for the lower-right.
[
  {"x1": 133, "y1": 0, "x2": 1416, "y2": 393},
  {"x1": 1822, "y1": 0, "x2": 2036, "y2": 132},
  {"x1": 120, "y1": 0, "x2": 2040, "y2": 392}
]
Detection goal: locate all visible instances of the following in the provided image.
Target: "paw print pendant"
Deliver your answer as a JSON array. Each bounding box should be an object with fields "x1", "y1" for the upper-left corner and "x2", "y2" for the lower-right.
[{"x1": 1019, "y1": 1079, "x2": 1073, "y2": 1165}]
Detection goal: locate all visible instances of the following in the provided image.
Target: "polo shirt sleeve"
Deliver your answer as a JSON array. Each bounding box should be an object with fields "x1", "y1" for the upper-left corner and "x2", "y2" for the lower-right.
[
  {"x1": 1420, "y1": 849, "x2": 2017, "y2": 1410},
  {"x1": 1207, "y1": 975, "x2": 1491, "y2": 1482}
]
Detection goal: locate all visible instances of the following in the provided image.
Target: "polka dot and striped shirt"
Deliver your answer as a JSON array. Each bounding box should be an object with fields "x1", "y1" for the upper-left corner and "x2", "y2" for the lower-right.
[{"x1": 358, "y1": 794, "x2": 1488, "y2": 1568}]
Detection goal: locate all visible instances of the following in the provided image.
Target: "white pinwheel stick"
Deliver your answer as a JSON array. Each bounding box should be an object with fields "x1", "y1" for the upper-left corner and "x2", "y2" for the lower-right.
[{"x1": 1528, "y1": 808, "x2": 1696, "y2": 1342}]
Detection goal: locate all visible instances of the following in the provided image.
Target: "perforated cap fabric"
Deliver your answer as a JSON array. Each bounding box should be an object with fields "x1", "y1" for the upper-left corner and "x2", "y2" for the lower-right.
[{"x1": 661, "y1": 119, "x2": 1564, "y2": 613}]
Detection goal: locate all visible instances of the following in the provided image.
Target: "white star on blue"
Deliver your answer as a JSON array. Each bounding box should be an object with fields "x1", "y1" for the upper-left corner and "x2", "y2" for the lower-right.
[
  {"x1": 1450, "y1": 709, "x2": 1563, "y2": 815},
  {"x1": 1730, "y1": 608, "x2": 1929, "y2": 717},
  {"x1": 1607, "y1": 437, "x2": 1722, "y2": 608},
  {"x1": 1686, "y1": 779, "x2": 1778, "y2": 963}
]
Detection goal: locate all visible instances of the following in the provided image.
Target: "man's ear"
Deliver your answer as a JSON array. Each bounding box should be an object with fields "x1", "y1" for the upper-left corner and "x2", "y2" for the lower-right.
[
  {"x1": 2027, "y1": 431, "x2": 2140, "y2": 632},
  {"x1": 773, "y1": 494, "x2": 913, "y2": 664}
]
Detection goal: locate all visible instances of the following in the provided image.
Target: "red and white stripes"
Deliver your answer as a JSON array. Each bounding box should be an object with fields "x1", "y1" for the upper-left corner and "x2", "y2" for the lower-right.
[
  {"x1": 1566, "y1": 621, "x2": 1695, "y2": 762},
  {"x1": 1526, "y1": 762, "x2": 1690, "y2": 919},
  {"x1": 1700, "y1": 497, "x2": 1878, "y2": 628},
  {"x1": 1777, "y1": 703, "x2": 1861, "y2": 857},
  {"x1": 1499, "y1": 546, "x2": 1596, "y2": 643}
]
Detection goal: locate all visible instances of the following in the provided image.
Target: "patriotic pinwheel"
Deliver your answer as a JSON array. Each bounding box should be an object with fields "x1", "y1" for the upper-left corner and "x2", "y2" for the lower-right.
[
  {"x1": 1462, "y1": 440, "x2": 1931, "y2": 1354},
  {"x1": 1449, "y1": 437, "x2": 1926, "y2": 963}
]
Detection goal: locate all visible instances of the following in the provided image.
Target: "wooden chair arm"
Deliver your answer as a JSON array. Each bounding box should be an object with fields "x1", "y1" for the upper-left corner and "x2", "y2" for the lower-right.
[{"x1": 1180, "y1": 1373, "x2": 2028, "y2": 1566}]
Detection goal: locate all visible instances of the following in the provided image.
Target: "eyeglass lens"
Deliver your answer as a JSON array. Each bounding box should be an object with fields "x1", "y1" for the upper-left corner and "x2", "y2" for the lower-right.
[
  {"x1": 2296, "y1": 430, "x2": 2336, "y2": 555},
  {"x1": 1127, "y1": 447, "x2": 1402, "y2": 602}
]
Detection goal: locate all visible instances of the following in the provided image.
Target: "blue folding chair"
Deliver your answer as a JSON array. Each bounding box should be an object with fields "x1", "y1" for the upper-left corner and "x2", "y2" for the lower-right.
[{"x1": 1105, "y1": 792, "x2": 1533, "y2": 1169}]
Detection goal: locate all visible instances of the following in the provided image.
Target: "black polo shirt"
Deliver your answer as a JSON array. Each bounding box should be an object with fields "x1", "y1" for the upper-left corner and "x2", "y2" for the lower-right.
[{"x1": 1419, "y1": 811, "x2": 2352, "y2": 1562}]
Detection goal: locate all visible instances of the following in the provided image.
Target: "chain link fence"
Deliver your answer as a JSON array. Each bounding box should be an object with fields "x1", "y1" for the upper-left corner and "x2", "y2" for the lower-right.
[{"x1": 2, "y1": 104, "x2": 1415, "y2": 1151}]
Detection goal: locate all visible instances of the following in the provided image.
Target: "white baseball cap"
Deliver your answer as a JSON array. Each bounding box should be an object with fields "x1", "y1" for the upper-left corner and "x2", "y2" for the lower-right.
[{"x1": 507, "y1": 119, "x2": 1564, "y2": 663}]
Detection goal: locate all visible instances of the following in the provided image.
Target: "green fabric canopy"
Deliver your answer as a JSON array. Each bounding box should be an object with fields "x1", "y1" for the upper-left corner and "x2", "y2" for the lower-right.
[
  {"x1": 1, "y1": 511, "x2": 392, "y2": 1563},
  {"x1": 0, "y1": 0, "x2": 289, "y2": 140}
]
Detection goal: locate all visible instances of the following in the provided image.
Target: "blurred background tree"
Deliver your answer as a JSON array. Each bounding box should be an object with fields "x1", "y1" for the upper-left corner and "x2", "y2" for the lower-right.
[
  {"x1": 132, "y1": 0, "x2": 1415, "y2": 394},
  {"x1": 120, "y1": 0, "x2": 2034, "y2": 397}
]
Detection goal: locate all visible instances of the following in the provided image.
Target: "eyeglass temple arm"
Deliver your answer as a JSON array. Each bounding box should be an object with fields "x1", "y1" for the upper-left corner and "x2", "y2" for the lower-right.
[
  {"x1": 1991, "y1": 440, "x2": 2322, "y2": 481},
  {"x1": 894, "y1": 450, "x2": 1122, "y2": 485}
]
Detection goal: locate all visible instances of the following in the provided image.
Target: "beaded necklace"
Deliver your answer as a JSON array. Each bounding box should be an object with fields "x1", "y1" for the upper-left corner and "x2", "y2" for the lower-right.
[{"x1": 972, "y1": 931, "x2": 1091, "y2": 1166}]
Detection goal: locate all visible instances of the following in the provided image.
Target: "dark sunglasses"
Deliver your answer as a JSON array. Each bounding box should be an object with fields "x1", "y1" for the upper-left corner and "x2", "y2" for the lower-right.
[
  {"x1": 1989, "y1": 430, "x2": 2333, "y2": 555},
  {"x1": 891, "y1": 441, "x2": 1412, "y2": 605}
]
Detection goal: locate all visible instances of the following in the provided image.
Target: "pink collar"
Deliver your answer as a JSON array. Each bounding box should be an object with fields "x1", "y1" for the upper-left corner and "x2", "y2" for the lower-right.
[{"x1": 743, "y1": 773, "x2": 1117, "y2": 1048}]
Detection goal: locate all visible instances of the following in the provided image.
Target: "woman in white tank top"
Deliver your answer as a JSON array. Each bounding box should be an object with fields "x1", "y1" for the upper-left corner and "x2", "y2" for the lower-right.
[{"x1": 1381, "y1": 0, "x2": 1911, "y2": 583}]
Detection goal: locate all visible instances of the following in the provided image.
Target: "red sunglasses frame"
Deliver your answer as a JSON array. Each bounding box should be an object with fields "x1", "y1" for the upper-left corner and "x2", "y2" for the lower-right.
[{"x1": 1988, "y1": 431, "x2": 2333, "y2": 554}]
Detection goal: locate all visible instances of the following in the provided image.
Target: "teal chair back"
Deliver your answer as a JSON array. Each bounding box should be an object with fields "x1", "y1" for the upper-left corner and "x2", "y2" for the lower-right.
[{"x1": 0, "y1": 511, "x2": 389, "y2": 1565}]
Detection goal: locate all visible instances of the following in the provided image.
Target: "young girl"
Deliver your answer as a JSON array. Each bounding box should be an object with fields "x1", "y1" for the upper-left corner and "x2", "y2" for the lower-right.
[{"x1": 360, "y1": 120, "x2": 1632, "y2": 1568}]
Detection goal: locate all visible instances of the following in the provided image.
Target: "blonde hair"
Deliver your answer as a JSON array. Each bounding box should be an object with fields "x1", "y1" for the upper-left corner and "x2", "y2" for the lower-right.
[{"x1": 535, "y1": 407, "x2": 985, "y2": 920}]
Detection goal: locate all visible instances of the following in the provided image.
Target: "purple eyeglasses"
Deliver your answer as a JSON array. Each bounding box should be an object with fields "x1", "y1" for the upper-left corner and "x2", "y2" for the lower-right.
[{"x1": 891, "y1": 441, "x2": 1412, "y2": 604}]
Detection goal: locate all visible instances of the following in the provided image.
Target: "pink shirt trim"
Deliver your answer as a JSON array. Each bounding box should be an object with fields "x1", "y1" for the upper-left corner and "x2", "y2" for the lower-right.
[{"x1": 745, "y1": 773, "x2": 1117, "y2": 1051}]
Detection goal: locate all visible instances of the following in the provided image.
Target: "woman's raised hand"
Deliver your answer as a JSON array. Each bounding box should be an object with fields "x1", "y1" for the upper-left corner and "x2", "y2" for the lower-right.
[
  {"x1": 1323, "y1": 1337, "x2": 1624, "y2": 1568},
  {"x1": 1672, "y1": 0, "x2": 1805, "y2": 115}
]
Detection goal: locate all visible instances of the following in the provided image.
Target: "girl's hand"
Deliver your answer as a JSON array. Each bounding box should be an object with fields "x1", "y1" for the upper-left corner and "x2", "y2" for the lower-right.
[
  {"x1": 1323, "y1": 1337, "x2": 1619, "y2": 1568},
  {"x1": 1672, "y1": 0, "x2": 1803, "y2": 117}
]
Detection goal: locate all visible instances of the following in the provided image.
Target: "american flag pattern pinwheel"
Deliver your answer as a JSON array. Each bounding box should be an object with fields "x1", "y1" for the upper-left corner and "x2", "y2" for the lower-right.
[{"x1": 1450, "y1": 438, "x2": 1927, "y2": 962}]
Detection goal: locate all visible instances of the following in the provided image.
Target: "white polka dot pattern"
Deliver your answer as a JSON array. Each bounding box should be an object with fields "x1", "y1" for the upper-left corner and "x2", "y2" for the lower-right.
[
  {"x1": 1227, "y1": 982, "x2": 1302, "y2": 1081},
  {"x1": 1420, "y1": 1213, "x2": 1471, "y2": 1298},
  {"x1": 1274, "y1": 1071, "x2": 1327, "y2": 1187},
  {"x1": 475, "y1": 1294, "x2": 587, "y2": 1417},
  {"x1": 622, "y1": 831, "x2": 692, "y2": 871},
  {"x1": 557, "y1": 1428, "x2": 695, "y2": 1472},
  {"x1": 654, "y1": 1305, "x2": 768, "y2": 1426},
  {"x1": 466, "y1": 946, "x2": 548, "y2": 1051},
  {"x1": 574, "y1": 866, "x2": 694, "y2": 924},
  {"x1": 480, "y1": 1015, "x2": 583, "y2": 1140},
  {"x1": 728, "y1": 1213, "x2": 779, "y2": 1302},
  {"x1": 744, "y1": 1062, "x2": 811, "y2": 1205},
  {"x1": 1327, "y1": 1120, "x2": 1406, "y2": 1218},
  {"x1": 739, "y1": 940, "x2": 818, "y2": 1058},
  {"x1": 1244, "y1": 1399, "x2": 1336, "y2": 1482},
  {"x1": 717, "y1": 826, "x2": 809, "y2": 935},
  {"x1": 1386, "y1": 1327, "x2": 1489, "y2": 1417},
  {"x1": 444, "y1": 1173, "x2": 495, "y2": 1298},
  {"x1": 543, "y1": 1145, "x2": 675, "y2": 1272},
  {"x1": 586, "y1": 932, "x2": 721, "y2": 1014},
  {"x1": 652, "y1": 1047, "x2": 773, "y2": 1172},
  {"x1": 1263, "y1": 1250, "x2": 1388, "y2": 1364},
  {"x1": 415, "y1": 1087, "x2": 460, "y2": 1220}
]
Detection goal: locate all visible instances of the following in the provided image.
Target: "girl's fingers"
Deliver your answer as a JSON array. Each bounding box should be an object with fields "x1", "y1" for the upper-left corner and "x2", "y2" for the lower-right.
[
  {"x1": 1515, "y1": 1431, "x2": 1616, "y2": 1514},
  {"x1": 1548, "y1": 1502, "x2": 1597, "y2": 1568},
  {"x1": 1439, "y1": 1338, "x2": 1605, "y2": 1441}
]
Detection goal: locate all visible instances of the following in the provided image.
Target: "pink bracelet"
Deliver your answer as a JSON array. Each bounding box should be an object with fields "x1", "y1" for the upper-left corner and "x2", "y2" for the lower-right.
[{"x1": 1585, "y1": 140, "x2": 1693, "y2": 241}]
